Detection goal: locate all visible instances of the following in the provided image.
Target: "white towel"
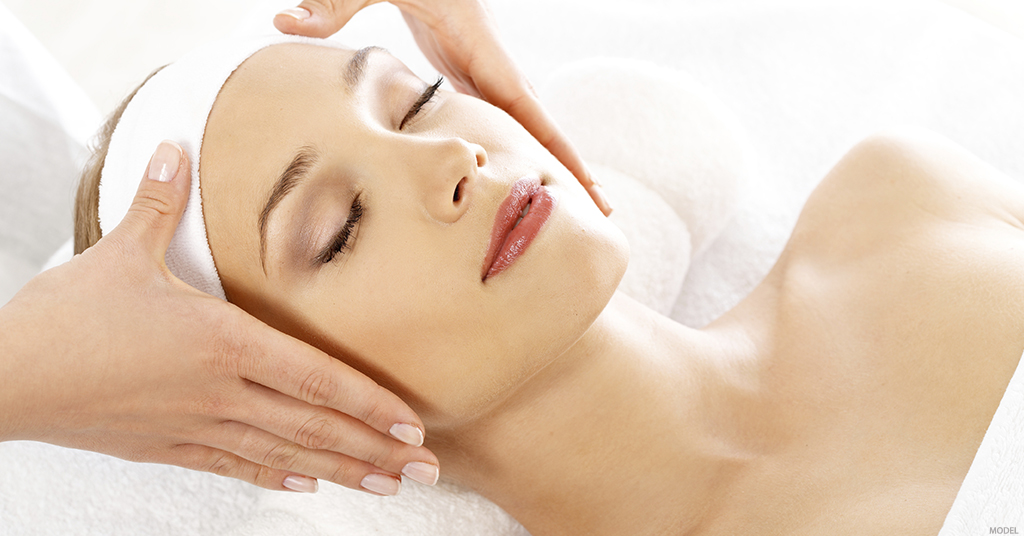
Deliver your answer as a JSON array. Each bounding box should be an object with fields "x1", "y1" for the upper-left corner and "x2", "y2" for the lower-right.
[
  {"x1": 11, "y1": 48, "x2": 741, "y2": 536},
  {"x1": 6, "y1": 0, "x2": 1024, "y2": 534}
]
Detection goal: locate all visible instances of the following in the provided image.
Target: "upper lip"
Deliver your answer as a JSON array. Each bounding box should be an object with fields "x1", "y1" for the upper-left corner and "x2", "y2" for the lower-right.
[{"x1": 481, "y1": 176, "x2": 542, "y2": 280}]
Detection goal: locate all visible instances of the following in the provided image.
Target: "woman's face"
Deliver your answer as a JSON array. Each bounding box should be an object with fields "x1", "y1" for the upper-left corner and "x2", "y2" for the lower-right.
[{"x1": 200, "y1": 43, "x2": 628, "y2": 427}]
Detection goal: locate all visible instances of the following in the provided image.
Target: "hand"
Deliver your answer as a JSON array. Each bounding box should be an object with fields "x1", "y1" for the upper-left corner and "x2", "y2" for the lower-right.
[
  {"x1": 274, "y1": 0, "x2": 613, "y2": 215},
  {"x1": 0, "y1": 142, "x2": 437, "y2": 496}
]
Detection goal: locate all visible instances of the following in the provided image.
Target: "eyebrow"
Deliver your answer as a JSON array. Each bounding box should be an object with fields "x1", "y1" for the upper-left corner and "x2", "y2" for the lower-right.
[
  {"x1": 259, "y1": 147, "x2": 319, "y2": 273},
  {"x1": 257, "y1": 46, "x2": 385, "y2": 273},
  {"x1": 344, "y1": 46, "x2": 384, "y2": 89}
]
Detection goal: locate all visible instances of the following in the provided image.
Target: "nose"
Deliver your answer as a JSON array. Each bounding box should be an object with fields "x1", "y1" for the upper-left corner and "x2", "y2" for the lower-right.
[{"x1": 415, "y1": 137, "x2": 487, "y2": 224}]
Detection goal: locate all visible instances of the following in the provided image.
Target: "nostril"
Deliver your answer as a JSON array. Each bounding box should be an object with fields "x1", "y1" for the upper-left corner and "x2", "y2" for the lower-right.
[{"x1": 453, "y1": 177, "x2": 466, "y2": 203}]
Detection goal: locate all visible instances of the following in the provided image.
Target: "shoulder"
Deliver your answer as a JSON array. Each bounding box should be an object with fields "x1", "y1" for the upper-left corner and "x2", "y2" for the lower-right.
[
  {"x1": 785, "y1": 128, "x2": 1024, "y2": 266},
  {"x1": 774, "y1": 129, "x2": 1024, "y2": 372},
  {"x1": 771, "y1": 128, "x2": 1024, "y2": 364},
  {"x1": 840, "y1": 129, "x2": 1024, "y2": 224},
  {"x1": 830, "y1": 128, "x2": 1024, "y2": 227}
]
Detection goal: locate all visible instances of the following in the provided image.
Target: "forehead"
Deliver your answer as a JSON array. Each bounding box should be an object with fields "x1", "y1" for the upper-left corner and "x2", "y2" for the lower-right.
[
  {"x1": 199, "y1": 44, "x2": 406, "y2": 193},
  {"x1": 201, "y1": 43, "x2": 355, "y2": 174},
  {"x1": 198, "y1": 44, "x2": 359, "y2": 281},
  {"x1": 222, "y1": 43, "x2": 353, "y2": 98},
  {"x1": 205, "y1": 43, "x2": 357, "y2": 148}
]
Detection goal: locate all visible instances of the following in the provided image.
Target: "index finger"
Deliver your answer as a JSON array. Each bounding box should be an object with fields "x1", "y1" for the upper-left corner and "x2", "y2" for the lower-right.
[
  {"x1": 233, "y1": 314, "x2": 426, "y2": 447},
  {"x1": 274, "y1": 0, "x2": 379, "y2": 39},
  {"x1": 503, "y1": 89, "x2": 591, "y2": 186},
  {"x1": 476, "y1": 65, "x2": 613, "y2": 215}
]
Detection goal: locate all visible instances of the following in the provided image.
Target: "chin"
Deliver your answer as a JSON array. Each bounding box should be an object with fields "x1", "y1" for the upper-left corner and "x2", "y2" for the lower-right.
[
  {"x1": 513, "y1": 182, "x2": 630, "y2": 361},
  {"x1": 555, "y1": 195, "x2": 630, "y2": 333},
  {"x1": 557, "y1": 177, "x2": 631, "y2": 297},
  {"x1": 422, "y1": 189, "x2": 629, "y2": 429}
]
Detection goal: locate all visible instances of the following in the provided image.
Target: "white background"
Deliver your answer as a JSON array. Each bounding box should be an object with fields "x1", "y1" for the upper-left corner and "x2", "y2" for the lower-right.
[{"x1": 4, "y1": 0, "x2": 1024, "y2": 115}]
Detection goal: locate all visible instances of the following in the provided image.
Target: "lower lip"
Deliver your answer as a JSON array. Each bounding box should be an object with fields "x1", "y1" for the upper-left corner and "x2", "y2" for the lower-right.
[{"x1": 483, "y1": 181, "x2": 557, "y2": 281}]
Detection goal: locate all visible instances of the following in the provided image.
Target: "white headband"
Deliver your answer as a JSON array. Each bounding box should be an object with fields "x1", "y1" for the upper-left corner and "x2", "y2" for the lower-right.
[{"x1": 98, "y1": 34, "x2": 346, "y2": 300}]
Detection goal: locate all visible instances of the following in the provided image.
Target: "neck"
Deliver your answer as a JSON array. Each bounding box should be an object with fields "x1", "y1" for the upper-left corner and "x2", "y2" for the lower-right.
[{"x1": 427, "y1": 292, "x2": 778, "y2": 535}]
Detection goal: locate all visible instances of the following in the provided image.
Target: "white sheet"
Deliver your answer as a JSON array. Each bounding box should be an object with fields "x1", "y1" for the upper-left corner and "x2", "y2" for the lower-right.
[
  {"x1": 0, "y1": 1, "x2": 99, "y2": 306},
  {"x1": 3, "y1": 0, "x2": 1024, "y2": 534}
]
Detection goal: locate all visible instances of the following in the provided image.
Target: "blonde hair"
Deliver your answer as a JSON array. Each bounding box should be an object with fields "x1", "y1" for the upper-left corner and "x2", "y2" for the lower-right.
[{"x1": 74, "y1": 66, "x2": 165, "y2": 254}]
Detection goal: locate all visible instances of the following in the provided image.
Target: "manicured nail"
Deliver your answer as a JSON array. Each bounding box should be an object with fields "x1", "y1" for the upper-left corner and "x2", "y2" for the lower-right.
[
  {"x1": 587, "y1": 184, "x2": 613, "y2": 216},
  {"x1": 389, "y1": 423, "x2": 424, "y2": 447},
  {"x1": 361, "y1": 474, "x2": 401, "y2": 496},
  {"x1": 148, "y1": 141, "x2": 182, "y2": 183},
  {"x1": 282, "y1": 475, "x2": 318, "y2": 493},
  {"x1": 402, "y1": 462, "x2": 439, "y2": 486},
  {"x1": 277, "y1": 7, "x2": 311, "y2": 21}
]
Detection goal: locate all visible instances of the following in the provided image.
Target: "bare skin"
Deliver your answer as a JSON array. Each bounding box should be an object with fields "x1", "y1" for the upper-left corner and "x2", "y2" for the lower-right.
[
  {"x1": 195, "y1": 43, "x2": 1024, "y2": 534},
  {"x1": 0, "y1": 142, "x2": 437, "y2": 495},
  {"x1": 272, "y1": 0, "x2": 613, "y2": 215},
  {"x1": 432, "y1": 131, "x2": 1024, "y2": 536}
]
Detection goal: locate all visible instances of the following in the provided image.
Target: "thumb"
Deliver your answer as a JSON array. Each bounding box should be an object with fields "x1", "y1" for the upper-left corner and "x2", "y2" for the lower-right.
[
  {"x1": 111, "y1": 140, "x2": 191, "y2": 264},
  {"x1": 274, "y1": 1, "x2": 377, "y2": 39}
]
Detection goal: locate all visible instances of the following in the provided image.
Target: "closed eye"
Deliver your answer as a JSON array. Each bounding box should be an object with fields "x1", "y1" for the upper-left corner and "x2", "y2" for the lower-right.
[
  {"x1": 400, "y1": 76, "x2": 444, "y2": 130},
  {"x1": 316, "y1": 195, "x2": 363, "y2": 265}
]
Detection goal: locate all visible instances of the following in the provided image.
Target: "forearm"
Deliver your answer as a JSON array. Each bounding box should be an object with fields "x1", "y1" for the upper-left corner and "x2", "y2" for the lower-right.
[
  {"x1": 0, "y1": 293, "x2": 46, "y2": 442},
  {"x1": 0, "y1": 275, "x2": 87, "y2": 445}
]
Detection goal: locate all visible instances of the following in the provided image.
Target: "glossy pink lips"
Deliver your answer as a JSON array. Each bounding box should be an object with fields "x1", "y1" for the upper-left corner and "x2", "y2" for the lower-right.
[{"x1": 481, "y1": 177, "x2": 557, "y2": 281}]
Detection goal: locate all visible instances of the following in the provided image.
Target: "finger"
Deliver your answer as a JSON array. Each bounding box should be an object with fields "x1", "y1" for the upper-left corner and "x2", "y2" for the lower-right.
[
  {"x1": 166, "y1": 443, "x2": 318, "y2": 492},
  {"x1": 392, "y1": 0, "x2": 606, "y2": 211},
  {"x1": 233, "y1": 382, "x2": 438, "y2": 475},
  {"x1": 232, "y1": 315, "x2": 427, "y2": 446},
  {"x1": 211, "y1": 421, "x2": 412, "y2": 495},
  {"x1": 487, "y1": 85, "x2": 613, "y2": 216},
  {"x1": 109, "y1": 140, "x2": 193, "y2": 262},
  {"x1": 274, "y1": 0, "x2": 377, "y2": 38},
  {"x1": 397, "y1": 11, "x2": 482, "y2": 98}
]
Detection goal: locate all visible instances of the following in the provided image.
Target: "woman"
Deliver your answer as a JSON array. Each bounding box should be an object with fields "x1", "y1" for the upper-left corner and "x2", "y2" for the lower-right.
[
  {"x1": 1, "y1": 0, "x2": 594, "y2": 498},
  {"x1": 76, "y1": 38, "x2": 1024, "y2": 534}
]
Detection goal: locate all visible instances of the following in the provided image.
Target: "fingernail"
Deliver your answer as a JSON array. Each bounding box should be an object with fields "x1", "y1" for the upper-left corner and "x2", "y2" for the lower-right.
[
  {"x1": 402, "y1": 462, "x2": 439, "y2": 486},
  {"x1": 148, "y1": 141, "x2": 182, "y2": 183},
  {"x1": 282, "y1": 475, "x2": 318, "y2": 493},
  {"x1": 389, "y1": 423, "x2": 424, "y2": 447},
  {"x1": 361, "y1": 473, "x2": 401, "y2": 496},
  {"x1": 587, "y1": 184, "x2": 614, "y2": 216},
  {"x1": 277, "y1": 7, "x2": 311, "y2": 21}
]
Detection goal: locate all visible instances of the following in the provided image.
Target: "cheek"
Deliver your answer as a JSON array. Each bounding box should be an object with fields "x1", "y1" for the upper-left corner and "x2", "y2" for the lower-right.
[
  {"x1": 503, "y1": 188, "x2": 630, "y2": 345},
  {"x1": 437, "y1": 96, "x2": 538, "y2": 159},
  {"x1": 302, "y1": 229, "x2": 503, "y2": 417},
  {"x1": 344, "y1": 197, "x2": 627, "y2": 424},
  {"x1": 302, "y1": 235, "x2": 603, "y2": 425},
  {"x1": 295, "y1": 98, "x2": 630, "y2": 423}
]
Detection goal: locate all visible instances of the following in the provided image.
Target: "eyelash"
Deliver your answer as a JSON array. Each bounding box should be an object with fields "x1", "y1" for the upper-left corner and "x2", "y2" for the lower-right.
[
  {"x1": 316, "y1": 78, "x2": 441, "y2": 266},
  {"x1": 317, "y1": 195, "x2": 363, "y2": 264},
  {"x1": 399, "y1": 76, "x2": 444, "y2": 130}
]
